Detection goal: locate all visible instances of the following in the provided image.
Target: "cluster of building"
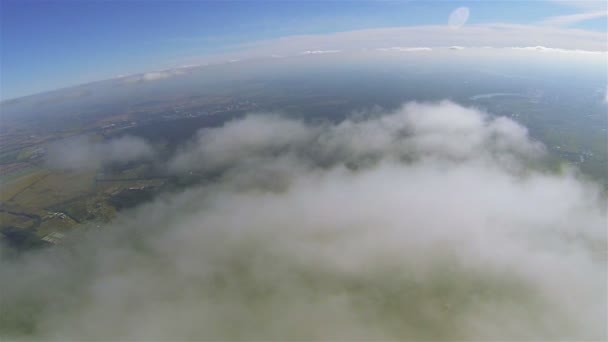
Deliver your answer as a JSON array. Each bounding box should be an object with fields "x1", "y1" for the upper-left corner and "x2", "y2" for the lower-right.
[
  {"x1": 44, "y1": 211, "x2": 68, "y2": 220},
  {"x1": 41, "y1": 231, "x2": 65, "y2": 244}
]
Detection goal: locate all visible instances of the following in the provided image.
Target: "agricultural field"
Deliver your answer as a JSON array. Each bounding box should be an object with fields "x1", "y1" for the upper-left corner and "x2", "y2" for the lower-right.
[
  {"x1": 0, "y1": 169, "x2": 50, "y2": 202},
  {"x1": 0, "y1": 140, "x2": 167, "y2": 251},
  {"x1": 9, "y1": 170, "x2": 95, "y2": 209}
]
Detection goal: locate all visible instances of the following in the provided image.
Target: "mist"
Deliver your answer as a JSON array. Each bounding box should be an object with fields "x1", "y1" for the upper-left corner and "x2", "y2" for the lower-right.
[
  {"x1": 46, "y1": 135, "x2": 156, "y2": 170},
  {"x1": 1, "y1": 101, "x2": 605, "y2": 340}
]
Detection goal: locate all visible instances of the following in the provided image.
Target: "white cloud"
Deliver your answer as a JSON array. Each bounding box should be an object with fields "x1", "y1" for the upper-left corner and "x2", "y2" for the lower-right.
[
  {"x1": 120, "y1": 67, "x2": 191, "y2": 84},
  {"x1": 3, "y1": 101, "x2": 605, "y2": 340},
  {"x1": 170, "y1": 101, "x2": 545, "y2": 175},
  {"x1": 170, "y1": 115, "x2": 315, "y2": 173},
  {"x1": 177, "y1": 64, "x2": 202, "y2": 69},
  {"x1": 5, "y1": 101, "x2": 608, "y2": 340},
  {"x1": 449, "y1": 45, "x2": 465, "y2": 50},
  {"x1": 141, "y1": 71, "x2": 173, "y2": 81}
]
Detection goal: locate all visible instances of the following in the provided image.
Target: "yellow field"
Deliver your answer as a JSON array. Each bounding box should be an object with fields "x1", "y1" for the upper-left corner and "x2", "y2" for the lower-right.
[
  {"x1": 10, "y1": 170, "x2": 96, "y2": 209},
  {"x1": 0, "y1": 169, "x2": 50, "y2": 202}
]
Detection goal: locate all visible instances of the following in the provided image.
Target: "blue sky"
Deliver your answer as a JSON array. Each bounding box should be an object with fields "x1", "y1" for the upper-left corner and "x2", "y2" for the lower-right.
[{"x1": 1, "y1": 0, "x2": 606, "y2": 100}]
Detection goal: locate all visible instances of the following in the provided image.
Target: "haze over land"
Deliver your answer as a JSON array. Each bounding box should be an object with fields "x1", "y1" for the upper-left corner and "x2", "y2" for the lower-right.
[
  {"x1": 2, "y1": 101, "x2": 605, "y2": 340},
  {"x1": 46, "y1": 136, "x2": 156, "y2": 170}
]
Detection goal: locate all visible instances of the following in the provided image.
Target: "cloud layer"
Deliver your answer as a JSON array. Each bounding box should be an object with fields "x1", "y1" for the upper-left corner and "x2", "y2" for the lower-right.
[
  {"x1": 2, "y1": 101, "x2": 606, "y2": 340},
  {"x1": 212, "y1": 24, "x2": 607, "y2": 64}
]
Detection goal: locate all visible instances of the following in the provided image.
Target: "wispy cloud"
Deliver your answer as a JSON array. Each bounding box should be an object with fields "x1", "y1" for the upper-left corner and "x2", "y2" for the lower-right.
[
  {"x1": 541, "y1": 10, "x2": 608, "y2": 27},
  {"x1": 376, "y1": 46, "x2": 433, "y2": 52},
  {"x1": 510, "y1": 45, "x2": 606, "y2": 54},
  {"x1": 299, "y1": 49, "x2": 341, "y2": 55},
  {"x1": 117, "y1": 65, "x2": 200, "y2": 84},
  {"x1": 376, "y1": 47, "x2": 432, "y2": 52}
]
